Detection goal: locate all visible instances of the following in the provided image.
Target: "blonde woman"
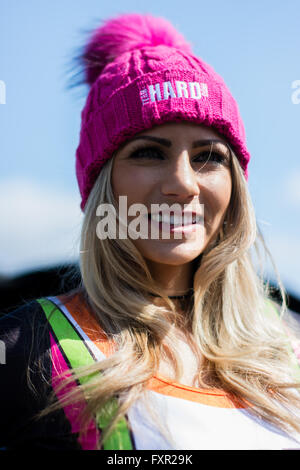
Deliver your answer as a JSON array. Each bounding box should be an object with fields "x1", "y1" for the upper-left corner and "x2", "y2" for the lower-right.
[{"x1": 1, "y1": 13, "x2": 300, "y2": 451}]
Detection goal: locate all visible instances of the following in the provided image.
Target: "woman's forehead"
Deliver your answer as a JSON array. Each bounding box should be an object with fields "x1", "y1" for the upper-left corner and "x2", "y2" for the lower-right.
[
  {"x1": 137, "y1": 121, "x2": 226, "y2": 139},
  {"x1": 119, "y1": 121, "x2": 229, "y2": 151}
]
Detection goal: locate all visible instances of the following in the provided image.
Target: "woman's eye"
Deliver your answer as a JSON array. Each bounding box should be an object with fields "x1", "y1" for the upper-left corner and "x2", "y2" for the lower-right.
[
  {"x1": 129, "y1": 147, "x2": 164, "y2": 159},
  {"x1": 128, "y1": 148, "x2": 227, "y2": 165},
  {"x1": 193, "y1": 151, "x2": 225, "y2": 165}
]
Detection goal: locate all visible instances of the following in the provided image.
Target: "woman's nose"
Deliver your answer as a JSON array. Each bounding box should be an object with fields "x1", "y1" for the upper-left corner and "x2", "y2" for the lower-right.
[{"x1": 160, "y1": 151, "x2": 200, "y2": 198}]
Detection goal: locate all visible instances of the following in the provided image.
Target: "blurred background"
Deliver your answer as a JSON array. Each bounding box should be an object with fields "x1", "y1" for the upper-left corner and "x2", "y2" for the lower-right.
[{"x1": 0, "y1": 0, "x2": 300, "y2": 312}]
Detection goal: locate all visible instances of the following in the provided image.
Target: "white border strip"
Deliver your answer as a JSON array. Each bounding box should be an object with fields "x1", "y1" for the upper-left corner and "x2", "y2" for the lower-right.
[{"x1": 47, "y1": 295, "x2": 107, "y2": 362}]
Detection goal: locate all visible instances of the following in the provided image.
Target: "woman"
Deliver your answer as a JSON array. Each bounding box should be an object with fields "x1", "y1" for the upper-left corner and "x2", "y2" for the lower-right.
[{"x1": 1, "y1": 13, "x2": 300, "y2": 451}]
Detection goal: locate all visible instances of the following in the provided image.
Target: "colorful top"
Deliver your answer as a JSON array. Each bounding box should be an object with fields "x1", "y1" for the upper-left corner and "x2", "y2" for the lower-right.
[{"x1": 0, "y1": 292, "x2": 300, "y2": 450}]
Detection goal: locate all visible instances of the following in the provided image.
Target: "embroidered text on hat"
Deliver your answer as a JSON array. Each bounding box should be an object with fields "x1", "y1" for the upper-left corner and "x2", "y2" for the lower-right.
[{"x1": 140, "y1": 81, "x2": 209, "y2": 105}]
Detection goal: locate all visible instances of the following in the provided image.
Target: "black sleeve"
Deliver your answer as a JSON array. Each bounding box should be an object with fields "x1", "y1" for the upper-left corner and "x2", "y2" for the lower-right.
[{"x1": 0, "y1": 300, "x2": 81, "y2": 450}]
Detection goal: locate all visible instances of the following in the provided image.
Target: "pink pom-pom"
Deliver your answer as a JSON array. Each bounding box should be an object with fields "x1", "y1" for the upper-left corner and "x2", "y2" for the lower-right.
[{"x1": 82, "y1": 13, "x2": 192, "y2": 86}]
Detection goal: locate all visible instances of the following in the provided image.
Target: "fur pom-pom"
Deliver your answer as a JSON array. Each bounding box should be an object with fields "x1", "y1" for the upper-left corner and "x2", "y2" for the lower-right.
[{"x1": 82, "y1": 13, "x2": 192, "y2": 86}]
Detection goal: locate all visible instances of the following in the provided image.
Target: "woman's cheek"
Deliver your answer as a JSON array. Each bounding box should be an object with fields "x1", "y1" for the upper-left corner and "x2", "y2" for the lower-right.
[
  {"x1": 204, "y1": 180, "x2": 232, "y2": 232},
  {"x1": 115, "y1": 172, "x2": 160, "y2": 205}
]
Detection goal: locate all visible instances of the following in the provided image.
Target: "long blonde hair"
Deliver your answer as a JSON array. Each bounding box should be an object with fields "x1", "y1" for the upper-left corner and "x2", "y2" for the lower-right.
[{"x1": 41, "y1": 147, "x2": 300, "y2": 448}]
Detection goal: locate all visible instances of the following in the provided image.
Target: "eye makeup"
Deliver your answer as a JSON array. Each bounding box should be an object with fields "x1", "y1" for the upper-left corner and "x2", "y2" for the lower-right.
[{"x1": 126, "y1": 141, "x2": 231, "y2": 167}]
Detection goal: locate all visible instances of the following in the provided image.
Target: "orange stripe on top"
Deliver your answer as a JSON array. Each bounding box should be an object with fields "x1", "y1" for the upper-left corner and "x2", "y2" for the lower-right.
[
  {"x1": 58, "y1": 292, "x2": 247, "y2": 409},
  {"x1": 58, "y1": 292, "x2": 115, "y2": 357},
  {"x1": 147, "y1": 375, "x2": 246, "y2": 408}
]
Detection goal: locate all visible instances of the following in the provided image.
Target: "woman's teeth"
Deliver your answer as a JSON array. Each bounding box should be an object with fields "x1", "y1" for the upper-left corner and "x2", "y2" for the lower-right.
[{"x1": 149, "y1": 213, "x2": 202, "y2": 225}]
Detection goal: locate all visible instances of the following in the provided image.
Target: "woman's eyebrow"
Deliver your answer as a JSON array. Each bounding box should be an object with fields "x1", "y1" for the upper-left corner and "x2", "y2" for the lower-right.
[{"x1": 127, "y1": 135, "x2": 228, "y2": 149}]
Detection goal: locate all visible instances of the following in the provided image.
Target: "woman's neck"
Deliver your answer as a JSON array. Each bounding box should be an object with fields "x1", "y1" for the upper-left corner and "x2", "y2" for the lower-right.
[{"x1": 145, "y1": 259, "x2": 197, "y2": 296}]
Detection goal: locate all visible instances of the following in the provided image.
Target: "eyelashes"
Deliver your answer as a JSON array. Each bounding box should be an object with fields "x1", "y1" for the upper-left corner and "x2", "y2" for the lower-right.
[
  {"x1": 128, "y1": 145, "x2": 228, "y2": 166},
  {"x1": 129, "y1": 147, "x2": 163, "y2": 159}
]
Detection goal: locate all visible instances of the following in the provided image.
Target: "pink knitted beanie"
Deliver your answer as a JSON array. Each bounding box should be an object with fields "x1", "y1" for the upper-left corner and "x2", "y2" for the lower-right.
[{"x1": 76, "y1": 13, "x2": 250, "y2": 211}]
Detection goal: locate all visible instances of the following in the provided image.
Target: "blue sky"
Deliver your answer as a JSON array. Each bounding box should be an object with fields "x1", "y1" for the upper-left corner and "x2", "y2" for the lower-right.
[{"x1": 1, "y1": 0, "x2": 300, "y2": 296}]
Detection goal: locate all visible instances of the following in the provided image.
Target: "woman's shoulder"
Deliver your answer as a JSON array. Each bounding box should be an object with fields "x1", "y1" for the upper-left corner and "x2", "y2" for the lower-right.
[
  {"x1": 0, "y1": 298, "x2": 52, "y2": 393},
  {"x1": 0, "y1": 288, "x2": 86, "y2": 341},
  {"x1": 0, "y1": 298, "x2": 51, "y2": 357},
  {"x1": 0, "y1": 299, "x2": 53, "y2": 445}
]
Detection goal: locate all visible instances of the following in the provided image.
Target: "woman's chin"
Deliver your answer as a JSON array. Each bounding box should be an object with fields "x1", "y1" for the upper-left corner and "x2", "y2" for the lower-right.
[{"x1": 135, "y1": 239, "x2": 207, "y2": 266}]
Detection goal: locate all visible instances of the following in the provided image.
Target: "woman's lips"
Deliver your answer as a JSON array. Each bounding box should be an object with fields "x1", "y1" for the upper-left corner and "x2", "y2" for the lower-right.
[{"x1": 147, "y1": 214, "x2": 204, "y2": 237}]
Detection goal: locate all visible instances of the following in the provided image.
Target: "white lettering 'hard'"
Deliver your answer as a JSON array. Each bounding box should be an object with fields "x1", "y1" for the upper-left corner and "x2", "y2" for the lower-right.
[
  {"x1": 163, "y1": 81, "x2": 176, "y2": 99},
  {"x1": 140, "y1": 80, "x2": 209, "y2": 105},
  {"x1": 200, "y1": 83, "x2": 208, "y2": 97},
  {"x1": 176, "y1": 81, "x2": 189, "y2": 98},
  {"x1": 149, "y1": 83, "x2": 162, "y2": 102},
  {"x1": 189, "y1": 82, "x2": 202, "y2": 99}
]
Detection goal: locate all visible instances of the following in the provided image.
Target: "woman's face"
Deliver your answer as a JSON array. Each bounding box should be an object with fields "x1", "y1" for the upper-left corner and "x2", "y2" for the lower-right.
[{"x1": 111, "y1": 121, "x2": 232, "y2": 267}]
